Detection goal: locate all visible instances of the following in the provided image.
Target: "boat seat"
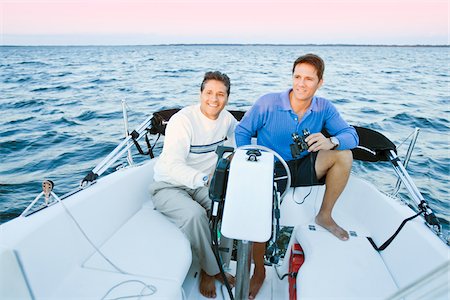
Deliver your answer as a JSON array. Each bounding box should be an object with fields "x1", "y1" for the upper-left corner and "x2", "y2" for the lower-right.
[
  {"x1": 294, "y1": 224, "x2": 398, "y2": 299},
  {"x1": 0, "y1": 247, "x2": 172, "y2": 300},
  {"x1": 83, "y1": 207, "x2": 192, "y2": 285},
  {"x1": 50, "y1": 267, "x2": 182, "y2": 299},
  {"x1": 0, "y1": 246, "x2": 33, "y2": 300},
  {"x1": 47, "y1": 207, "x2": 191, "y2": 299}
]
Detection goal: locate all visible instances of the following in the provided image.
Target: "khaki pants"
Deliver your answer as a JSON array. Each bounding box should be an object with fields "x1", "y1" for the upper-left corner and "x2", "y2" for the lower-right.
[{"x1": 149, "y1": 181, "x2": 230, "y2": 276}]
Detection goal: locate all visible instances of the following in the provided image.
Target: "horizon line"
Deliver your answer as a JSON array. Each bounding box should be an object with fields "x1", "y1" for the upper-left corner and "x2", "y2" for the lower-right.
[{"x1": 1, "y1": 43, "x2": 449, "y2": 47}]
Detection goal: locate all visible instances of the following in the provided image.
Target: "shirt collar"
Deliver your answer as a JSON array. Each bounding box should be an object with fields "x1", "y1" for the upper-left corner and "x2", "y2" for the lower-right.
[{"x1": 279, "y1": 88, "x2": 319, "y2": 112}]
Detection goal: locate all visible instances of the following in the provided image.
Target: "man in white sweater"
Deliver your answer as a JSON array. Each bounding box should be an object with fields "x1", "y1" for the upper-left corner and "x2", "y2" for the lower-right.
[{"x1": 150, "y1": 71, "x2": 237, "y2": 298}]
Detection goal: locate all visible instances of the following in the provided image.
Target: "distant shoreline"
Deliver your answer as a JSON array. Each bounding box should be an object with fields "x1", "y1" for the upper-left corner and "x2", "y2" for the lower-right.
[{"x1": 1, "y1": 43, "x2": 449, "y2": 48}]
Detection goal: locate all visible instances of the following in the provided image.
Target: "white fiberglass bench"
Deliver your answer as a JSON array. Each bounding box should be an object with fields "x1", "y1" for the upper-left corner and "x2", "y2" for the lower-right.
[
  {"x1": 280, "y1": 175, "x2": 449, "y2": 300},
  {"x1": 0, "y1": 161, "x2": 192, "y2": 299},
  {"x1": 294, "y1": 225, "x2": 398, "y2": 299}
]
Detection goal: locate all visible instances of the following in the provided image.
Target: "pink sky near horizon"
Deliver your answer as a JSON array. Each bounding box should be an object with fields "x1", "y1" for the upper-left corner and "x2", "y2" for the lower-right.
[{"x1": 1, "y1": 0, "x2": 448, "y2": 45}]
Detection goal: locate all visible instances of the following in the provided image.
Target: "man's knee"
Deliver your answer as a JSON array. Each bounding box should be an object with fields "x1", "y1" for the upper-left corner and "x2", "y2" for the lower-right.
[
  {"x1": 184, "y1": 204, "x2": 208, "y2": 225},
  {"x1": 316, "y1": 149, "x2": 352, "y2": 168},
  {"x1": 335, "y1": 149, "x2": 353, "y2": 167}
]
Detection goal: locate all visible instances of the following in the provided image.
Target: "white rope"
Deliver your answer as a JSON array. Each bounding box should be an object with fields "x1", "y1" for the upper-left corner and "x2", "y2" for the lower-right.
[
  {"x1": 101, "y1": 280, "x2": 157, "y2": 300},
  {"x1": 51, "y1": 191, "x2": 127, "y2": 274}
]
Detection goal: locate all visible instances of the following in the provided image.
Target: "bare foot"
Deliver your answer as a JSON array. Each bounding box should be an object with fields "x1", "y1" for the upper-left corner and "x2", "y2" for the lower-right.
[
  {"x1": 215, "y1": 272, "x2": 236, "y2": 288},
  {"x1": 200, "y1": 270, "x2": 217, "y2": 298},
  {"x1": 249, "y1": 266, "x2": 266, "y2": 299},
  {"x1": 315, "y1": 215, "x2": 349, "y2": 241}
]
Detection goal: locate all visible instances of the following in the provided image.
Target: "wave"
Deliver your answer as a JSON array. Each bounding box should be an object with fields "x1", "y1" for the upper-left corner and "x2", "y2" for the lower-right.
[
  {"x1": 31, "y1": 85, "x2": 71, "y2": 92},
  {"x1": 0, "y1": 139, "x2": 31, "y2": 155},
  {"x1": 76, "y1": 110, "x2": 122, "y2": 121},
  {"x1": 156, "y1": 68, "x2": 198, "y2": 78},
  {"x1": 56, "y1": 72, "x2": 73, "y2": 77},
  {"x1": 76, "y1": 110, "x2": 97, "y2": 121},
  {"x1": 162, "y1": 68, "x2": 196, "y2": 73},
  {"x1": 360, "y1": 107, "x2": 381, "y2": 114},
  {"x1": 334, "y1": 98, "x2": 351, "y2": 104},
  {"x1": 9, "y1": 99, "x2": 45, "y2": 108},
  {"x1": 5, "y1": 116, "x2": 35, "y2": 125},
  {"x1": 3, "y1": 76, "x2": 33, "y2": 84},
  {"x1": 355, "y1": 97, "x2": 376, "y2": 103},
  {"x1": 18, "y1": 61, "x2": 49, "y2": 66},
  {"x1": 51, "y1": 117, "x2": 80, "y2": 126},
  {"x1": 0, "y1": 128, "x2": 30, "y2": 138},
  {"x1": 390, "y1": 113, "x2": 448, "y2": 130},
  {"x1": 90, "y1": 78, "x2": 117, "y2": 84}
]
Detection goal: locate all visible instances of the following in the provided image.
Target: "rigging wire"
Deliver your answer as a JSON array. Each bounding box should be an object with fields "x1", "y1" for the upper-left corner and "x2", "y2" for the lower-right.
[{"x1": 394, "y1": 129, "x2": 416, "y2": 150}]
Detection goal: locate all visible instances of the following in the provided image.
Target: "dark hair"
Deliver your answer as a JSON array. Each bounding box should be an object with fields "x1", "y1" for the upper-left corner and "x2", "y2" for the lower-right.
[
  {"x1": 200, "y1": 71, "x2": 231, "y2": 96},
  {"x1": 292, "y1": 54, "x2": 325, "y2": 81}
]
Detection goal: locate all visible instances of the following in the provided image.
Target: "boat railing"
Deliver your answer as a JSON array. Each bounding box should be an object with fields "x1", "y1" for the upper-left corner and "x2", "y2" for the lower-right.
[
  {"x1": 349, "y1": 126, "x2": 445, "y2": 243},
  {"x1": 79, "y1": 102, "x2": 154, "y2": 186},
  {"x1": 121, "y1": 99, "x2": 134, "y2": 167},
  {"x1": 91, "y1": 115, "x2": 152, "y2": 179},
  {"x1": 392, "y1": 128, "x2": 420, "y2": 197},
  {"x1": 388, "y1": 149, "x2": 443, "y2": 239},
  {"x1": 20, "y1": 101, "x2": 155, "y2": 217}
]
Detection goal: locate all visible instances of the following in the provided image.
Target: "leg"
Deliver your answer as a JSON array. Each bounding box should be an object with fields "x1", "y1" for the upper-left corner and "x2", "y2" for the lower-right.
[
  {"x1": 249, "y1": 242, "x2": 266, "y2": 299},
  {"x1": 151, "y1": 183, "x2": 223, "y2": 298},
  {"x1": 314, "y1": 150, "x2": 353, "y2": 241},
  {"x1": 191, "y1": 187, "x2": 235, "y2": 294}
]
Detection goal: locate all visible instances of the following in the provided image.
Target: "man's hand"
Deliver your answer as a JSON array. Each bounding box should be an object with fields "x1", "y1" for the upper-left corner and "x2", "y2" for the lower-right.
[{"x1": 305, "y1": 133, "x2": 335, "y2": 152}]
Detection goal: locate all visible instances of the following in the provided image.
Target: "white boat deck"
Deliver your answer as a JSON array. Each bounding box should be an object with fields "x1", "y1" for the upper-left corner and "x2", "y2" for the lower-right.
[
  {"x1": 184, "y1": 259, "x2": 289, "y2": 300},
  {"x1": 1, "y1": 160, "x2": 448, "y2": 300}
]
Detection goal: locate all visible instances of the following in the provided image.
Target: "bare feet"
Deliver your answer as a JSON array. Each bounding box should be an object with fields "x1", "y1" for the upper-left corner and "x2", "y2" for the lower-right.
[
  {"x1": 200, "y1": 270, "x2": 217, "y2": 298},
  {"x1": 215, "y1": 272, "x2": 235, "y2": 288},
  {"x1": 249, "y1": 266, "x2": 266, "y2": 299},
  {"x1": 315, "y1": 215, "x2": 349, "y2": 241},
  {"x1": 200, "y1": 269, "x2": 235, "y2": 298}
]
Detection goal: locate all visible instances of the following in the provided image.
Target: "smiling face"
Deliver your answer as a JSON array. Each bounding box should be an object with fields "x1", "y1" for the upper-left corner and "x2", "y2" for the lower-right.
[
  {"x1": 199, "y1": 79, "x2": 229, "y2": 120},
  {"x1": 291, "y1": 62, "x2": 323, "y2": 103}
]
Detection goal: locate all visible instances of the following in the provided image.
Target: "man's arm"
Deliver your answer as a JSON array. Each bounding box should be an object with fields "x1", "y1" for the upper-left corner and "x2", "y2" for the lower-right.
[
  {"x1": 305, "y1": 102, "x2": 359, "y2": 152},
  {"x1": 235, "y1": 100, "x2": 265, "y2": 147},
  {"x1": 156, "y1": 114, "x2": 208, "y2": 189},
  {"x1": 323, "y1": 103, "x2": 359, "y2": 150}
]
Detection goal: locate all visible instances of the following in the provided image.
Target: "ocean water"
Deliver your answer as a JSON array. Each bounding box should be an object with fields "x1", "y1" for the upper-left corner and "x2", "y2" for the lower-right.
[{"x1": 0, "y1": 45, "x2": 449, "y2": 236}]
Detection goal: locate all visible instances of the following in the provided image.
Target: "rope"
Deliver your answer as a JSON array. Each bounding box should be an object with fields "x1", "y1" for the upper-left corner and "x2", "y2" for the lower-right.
[
  {"x1": 51, "y1": 191, "x2": 127, "y2": 274},
  {"x1": 101, "y1": 280, "x2": 157, "y2": 300},
  {"x1": 50, "y1": 191, "x2": 158, "y2": 298}
]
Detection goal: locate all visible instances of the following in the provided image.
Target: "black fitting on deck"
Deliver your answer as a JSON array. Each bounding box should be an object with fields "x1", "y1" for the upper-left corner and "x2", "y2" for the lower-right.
[{"x1": 82, "y1": 171, "x2": 99, "y2": 184}]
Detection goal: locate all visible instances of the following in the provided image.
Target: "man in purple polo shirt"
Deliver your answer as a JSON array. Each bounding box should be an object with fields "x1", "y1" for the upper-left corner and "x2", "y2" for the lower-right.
[{"x1": 235, "y1": 53, "x2": 359, "y2": 299}]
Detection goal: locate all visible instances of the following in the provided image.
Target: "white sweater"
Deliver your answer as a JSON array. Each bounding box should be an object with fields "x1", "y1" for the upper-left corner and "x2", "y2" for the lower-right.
[{"x1": 154, "y1": 104, "x2": 237, "y2": 189}]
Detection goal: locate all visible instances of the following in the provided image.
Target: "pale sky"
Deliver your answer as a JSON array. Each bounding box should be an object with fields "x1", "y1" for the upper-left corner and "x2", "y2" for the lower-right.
[{"x1": 1, "y1": 0, "x2": 448, "y2": 45}]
